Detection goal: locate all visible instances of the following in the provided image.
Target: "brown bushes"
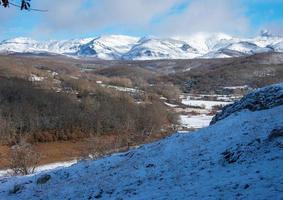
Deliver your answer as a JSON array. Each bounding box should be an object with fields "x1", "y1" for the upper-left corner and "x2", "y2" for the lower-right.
[
  {"x1": 0, "y1": 78, "x2": 88, "y2": 143},
  {"x1": 88, "y1": 89, "x2": 171, "y2": 136},
  {"x1": 0, "y1": 77, "x2": 175, "y2": 144},
  {"x1": 0, "y1": 116, "x2": 17, "y2": 145},
  {"x1": 108, "y1": 77, "x2": 133, "y2": 88},
  {"x1": 144, "y1": 83, "x2": 181, "y2": 101}
]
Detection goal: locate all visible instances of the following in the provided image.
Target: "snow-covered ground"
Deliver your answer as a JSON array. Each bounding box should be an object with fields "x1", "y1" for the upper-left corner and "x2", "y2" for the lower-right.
[
  {"x1": 179, "y1": 114, "x2": 213, "y2": 129},
  {"x1": 180, "y1": 94, "x2": 243, "y2": 102},
  {"x1": 174, "y1": 94, "x2": 235, "y2": 130},
  {"x1": 28, "y1": 74, "x2": 44, "y2": 82},
  {"x1": 1, "y1": 102, "x2": 282, "y2": 199},
  {"x1": 181, "y1": 98, "x2": 232, "y2": 110},
  {"x1": 223, "y1": 85, "x2": 249, "y2": 90},
  {"x1": 100, "y1": 84, "x2": 140, "y2": 93},
  {"x1": 164, "y1": 102, "x2": 178, "y2": 108},
  {"x1": 0, "y1": 160, "x2": 77, "y2": 178}
]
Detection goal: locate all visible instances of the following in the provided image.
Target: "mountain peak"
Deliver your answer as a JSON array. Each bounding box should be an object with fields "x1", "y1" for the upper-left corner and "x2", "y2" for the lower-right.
[
  {"x1": 2, "y1": 37, "x2": 37, "y2": 44},
  {"x1": 260, "y1": 29, "x2": 273, "y2": 38}
]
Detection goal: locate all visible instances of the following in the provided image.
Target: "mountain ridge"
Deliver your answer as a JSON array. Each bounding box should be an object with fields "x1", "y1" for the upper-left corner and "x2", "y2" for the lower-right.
[{"x1": 1, "y1": 32, "x2": 283, "y2": 60}]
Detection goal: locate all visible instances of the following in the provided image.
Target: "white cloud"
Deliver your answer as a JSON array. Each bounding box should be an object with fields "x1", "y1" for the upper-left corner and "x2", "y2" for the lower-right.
[
  {"x1": 4, "y1": 0, "x2": 253, "y2": 38},
  {"x1": 154, "y1": 0, "x2": 250, "y2": 37},
  {"x1": 33, "y1": 0, "x2": 182, "y2": 34}
]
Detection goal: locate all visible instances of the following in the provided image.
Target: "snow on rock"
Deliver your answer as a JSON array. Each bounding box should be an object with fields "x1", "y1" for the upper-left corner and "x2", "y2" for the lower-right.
[
  {"x1": 211, "y1": 82, "x2": 283, "y2": 125},
  {"x1": 1, "y1": 83, "x2": 283, "y2": 199}
]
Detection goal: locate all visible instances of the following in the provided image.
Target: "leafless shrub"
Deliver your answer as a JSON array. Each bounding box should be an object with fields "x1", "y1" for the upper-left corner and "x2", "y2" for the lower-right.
[
  {"x1": 209, "y1": 105, "x2": 225, "y2": 115},
  {"x1": 136, "y1": 101, "x2": 168, "y2": 136},
  {"x1": 81, "y1": 135, "x2": 130, "y2": 160},
  {"x1": 61, "y1": 76, "x2": 97, "y2": 93},
  {"x1": 9, "y1": 141, "x2": 40, "y2": 175}
]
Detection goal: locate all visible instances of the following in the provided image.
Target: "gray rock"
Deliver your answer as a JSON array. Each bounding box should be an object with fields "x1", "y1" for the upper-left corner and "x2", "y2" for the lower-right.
[
  {"x1": 268, "y1": 126, "x2": 283, "y2": 140},
  {"x1": 36, "y1": 174, "x2": 51, "y2": 185},
  {"x1": 211, "y1": 82, "x2": 283, "y2": 125},
  {"x1": 9, "y1": 184, "x2": 24, "y2": 194}
]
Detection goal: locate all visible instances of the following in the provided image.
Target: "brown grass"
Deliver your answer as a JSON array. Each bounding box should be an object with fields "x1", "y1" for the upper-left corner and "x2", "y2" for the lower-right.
[{"x1": 0, "y1": 129, "x2": 173, "y2": 170}]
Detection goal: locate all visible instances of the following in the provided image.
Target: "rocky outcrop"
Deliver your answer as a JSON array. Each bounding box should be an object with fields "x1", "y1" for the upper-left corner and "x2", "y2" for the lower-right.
[
  {"x1": 211, "y1": 82, "x2": 283, "y2": 125},
  {"x1": 268, "y1": 126, "x2": 283, "y2": 140}
]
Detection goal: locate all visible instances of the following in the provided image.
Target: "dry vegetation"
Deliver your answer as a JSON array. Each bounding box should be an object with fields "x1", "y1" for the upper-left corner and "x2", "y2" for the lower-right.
[
  {"x1": 8, "y1": 141, "x2": 40, "y2": 175},
  {"x1": 0, "y1": 77, "x2": 175, "y2": 145}
]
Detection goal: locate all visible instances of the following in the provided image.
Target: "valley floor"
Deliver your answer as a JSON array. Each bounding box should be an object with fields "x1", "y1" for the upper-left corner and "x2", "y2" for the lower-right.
[{"x1": 0, "y1": 141, "x2": 87, "y2": 170}]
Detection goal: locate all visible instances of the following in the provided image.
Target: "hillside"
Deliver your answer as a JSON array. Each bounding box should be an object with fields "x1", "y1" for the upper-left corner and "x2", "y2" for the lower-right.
[
  {"x1": 166, "y1": 53, "x2": 283, "y2": 93},
  {"x1": 0, "y1": 53, "x2": 283, "y2": 96},
  {"x1": 1, "y1": 83, "x2": 282, "y2": 200}
]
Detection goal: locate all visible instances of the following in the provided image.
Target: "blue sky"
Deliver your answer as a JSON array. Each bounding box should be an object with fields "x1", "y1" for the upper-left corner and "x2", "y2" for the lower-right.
[{"x1": 0, "y1": 0, "x2": 283, "y2": 40}]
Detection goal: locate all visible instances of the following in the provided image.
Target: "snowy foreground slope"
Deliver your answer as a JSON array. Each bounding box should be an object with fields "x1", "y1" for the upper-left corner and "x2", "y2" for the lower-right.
[{"x1": 1, "y1": 86, "x2": 283, "y2": 199}]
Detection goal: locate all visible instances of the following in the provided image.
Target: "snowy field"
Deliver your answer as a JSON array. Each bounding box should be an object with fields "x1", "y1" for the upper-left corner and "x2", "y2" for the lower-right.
[
  {"x1": 179, "y1": 114, "x2": 213, "y2": 129},
  {"x1": 181, "y1": 98, "x2": 232, "y2": 110},
  {"x1": 170, "y1": 94, "x2": 235, "y2": 130},
  {"x1": 100, "y1": 84, "x2": 139, "y2": 93},
  {"x1": 1, "y1": 104, "x2": 282, "y2": 199}
]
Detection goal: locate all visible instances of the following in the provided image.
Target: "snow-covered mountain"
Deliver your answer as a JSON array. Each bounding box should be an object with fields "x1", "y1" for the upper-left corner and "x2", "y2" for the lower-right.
[
  {"x1": 121, "y1": 37, "x2": 200, "y2": 60},
  {"x1": 77, "y1": 35, "x2": 139, "y2": 59},
  {"x1": 179, "y1": 32, "x2": 234, "y2": 53},
  {"x1": 1, "y1": 82, "x2": 283, "y2": 199},
  {"x1": 270, "y1": 41, "x2": 283, "y2": 52},
  {"x1": 1, "y1": 32, "x2": 283, "y2": 60},
  {"x1": 203, "y1": 41, "x2": 273, "y2": 58},
  {"x1": 0, "y1": 37, "x2": 93, "y2": 55}
]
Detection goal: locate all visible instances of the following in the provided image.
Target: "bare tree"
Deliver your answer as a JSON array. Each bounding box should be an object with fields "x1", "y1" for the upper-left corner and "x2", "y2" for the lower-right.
[
  {"x1": 1, "y1": 0, "x2": 30, "y2": 10},
  {"x1": 0, "y1": 0, "x2": 46, "y2": 11}
]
